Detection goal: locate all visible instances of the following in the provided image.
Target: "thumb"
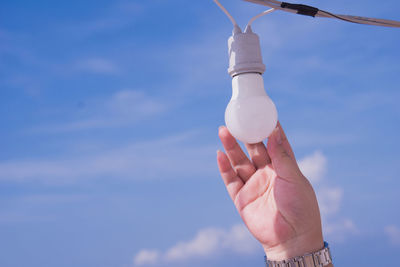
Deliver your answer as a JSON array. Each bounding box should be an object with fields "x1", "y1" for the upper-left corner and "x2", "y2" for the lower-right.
[{"x1": 267, "y1": 126, "x2": 302, "y2": 180}]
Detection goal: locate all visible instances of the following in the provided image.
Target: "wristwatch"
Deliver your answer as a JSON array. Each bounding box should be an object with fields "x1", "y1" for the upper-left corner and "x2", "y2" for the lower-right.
[{"x1": 265, "y1": 242, "x2": 332, "y2": 267}]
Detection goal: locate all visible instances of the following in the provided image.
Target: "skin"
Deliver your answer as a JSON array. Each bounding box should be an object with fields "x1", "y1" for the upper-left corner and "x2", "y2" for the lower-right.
[{"x1": 216, "y1": 122, "x2": 334, "y2": 265}]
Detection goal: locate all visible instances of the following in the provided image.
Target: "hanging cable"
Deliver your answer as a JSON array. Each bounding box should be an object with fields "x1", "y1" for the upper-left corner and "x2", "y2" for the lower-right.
[
  {"x1": 243, "y1": 0, "x2": 400, "y2": 28},
  {"x1": 246, "y1": 8, "x2": 276, "y2": 29},
  {"x1": 213, "y1": 0, "x2": 238, "y2": 26}
]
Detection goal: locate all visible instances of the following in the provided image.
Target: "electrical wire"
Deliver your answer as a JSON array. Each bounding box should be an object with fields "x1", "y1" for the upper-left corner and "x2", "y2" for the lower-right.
[
  {"x1": 320, "y1": 10, "x2": 400, "y2": 28},
  {"x1": 243, "y1": 0, "x2": 400, "y2": 28},
  {"x1": 246, "y1": 8, "x2": 276, "y2": 28},
  {"x1": 213, "y1": 0, "x2": 238, "y2": 26}
]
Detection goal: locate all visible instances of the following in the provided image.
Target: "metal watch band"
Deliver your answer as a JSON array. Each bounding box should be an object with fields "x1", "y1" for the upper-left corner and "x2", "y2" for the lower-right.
[{"x1": 265, "y1": 242, "x2": 332, "y2": 267}]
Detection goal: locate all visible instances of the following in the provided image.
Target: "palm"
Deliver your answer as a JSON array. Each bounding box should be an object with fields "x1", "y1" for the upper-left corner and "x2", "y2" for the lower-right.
[
  {"x1": 236, "y1": 165, "x2": 300, "y2": 247},
  {"x1": 217, "y1": 125, "x2": 322, "y2": 253}
]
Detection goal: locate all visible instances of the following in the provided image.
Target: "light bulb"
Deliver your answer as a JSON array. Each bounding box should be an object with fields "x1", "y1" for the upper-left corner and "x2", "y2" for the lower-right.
[
  {"x1": 213, "y1": 0, "x2": 279, "y2": 144},
  {"x1": 225, "y1": 73, "x2": 278, "y2": 144},
  {"x1": 223, "y1": 25, "x2": 278, "y2": 144}
]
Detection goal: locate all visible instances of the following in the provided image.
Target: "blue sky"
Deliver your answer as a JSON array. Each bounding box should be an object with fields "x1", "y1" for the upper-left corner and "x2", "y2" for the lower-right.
[{"x1": 1, "y1": 0, "x2": 400, "y2": 266}]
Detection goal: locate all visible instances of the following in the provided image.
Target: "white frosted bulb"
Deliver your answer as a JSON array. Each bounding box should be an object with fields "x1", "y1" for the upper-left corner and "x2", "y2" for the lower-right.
[{"x1": 225, "y1": 73, "x2": 278, "y2": 144}]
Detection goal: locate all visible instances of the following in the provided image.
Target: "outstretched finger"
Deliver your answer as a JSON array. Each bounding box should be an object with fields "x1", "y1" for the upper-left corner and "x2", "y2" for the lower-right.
[
  {"x1": 218, "y1": 126, "x2": 256, "y2": 182},
  {"x1": 217, "y1": 150, "x2": 244, "y2": 201},
  {"x1": 267, "y1": 125, "x2": 302, "y2": 180},
  {"x1": 277, "y1": 121, "x2": 296, "y2": 160}
]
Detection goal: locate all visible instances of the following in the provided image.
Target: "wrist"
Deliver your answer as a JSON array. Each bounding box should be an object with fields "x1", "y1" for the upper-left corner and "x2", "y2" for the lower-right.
[
  {"x1": 264, "y1": 240, "x2": 333, "y2": 267},
  {"x1": 263, "y1": 232, "x2": 324, "y2": 261}
]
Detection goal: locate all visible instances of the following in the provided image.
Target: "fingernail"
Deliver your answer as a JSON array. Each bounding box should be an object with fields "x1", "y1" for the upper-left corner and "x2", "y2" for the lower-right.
[{"x1": 275, "y1": 127, "x2": 282, "y2": 145}]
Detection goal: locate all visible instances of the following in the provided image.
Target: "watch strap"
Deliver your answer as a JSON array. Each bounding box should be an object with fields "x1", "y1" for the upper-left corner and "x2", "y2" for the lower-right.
[{"x1": 265, "y1": 242, "x2": 332, "y2": 267}]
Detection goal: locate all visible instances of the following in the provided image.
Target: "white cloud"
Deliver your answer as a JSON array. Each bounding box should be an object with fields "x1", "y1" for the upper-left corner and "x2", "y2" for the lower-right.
[
  {"x1": 292, "y1": 131, "x2": 358, "y2": 148},
  {"x1": 298, "y1": 151, "x2": 357, "y2": 241},
  {"x1": 298, "y1": 151, "x2": 327, "y2": 183},
  {"x1": 164, "y1": 228, "x2": 224, "y2": 262},
  {"x1": 76, "y1": 58, "x2": 119, "y2": 74},
  {"x1": 108, "y1": 90, "x2": 166, "y2": 116},
  {"x1": 134, "y1": 250, "x2": 160, "y2": 266},
  {"x1": 0, "y1": 193, "x2": 92, "y2": 224},
  {"x1": 64, "y1": 2, "x2": 143, "y2": 36},
  {"x1": 317, "y1": 187, "x2": 343, "y2": 217},
  {"x1": 0, "y1": 130, "x2": 215, "y2": 184},
  {"x1": 323, "y1": 219, "x2": 359, "y2": 242},
  {"x1": 133, "y1": 224, "x2": 259, "y2": 266},
  {"x1": 223, "y1": 224, "x2": 259, "y2": 254},
  {"x1": 384, "y1": 225, "x2": 400, "y2": 245},
  {"x1": 30, "y1": 89, "x2": 169, "y2": 133}
]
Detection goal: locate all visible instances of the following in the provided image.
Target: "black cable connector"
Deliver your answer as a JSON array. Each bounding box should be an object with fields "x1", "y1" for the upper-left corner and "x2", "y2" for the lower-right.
[{"x1": 281, "y1": 2, "x2": 319, "y2": 17}]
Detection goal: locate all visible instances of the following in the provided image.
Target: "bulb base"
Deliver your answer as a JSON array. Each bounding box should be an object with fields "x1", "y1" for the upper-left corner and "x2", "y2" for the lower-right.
[{"x1": 227, "y1": 26, "x2": 265, "y2": 77}]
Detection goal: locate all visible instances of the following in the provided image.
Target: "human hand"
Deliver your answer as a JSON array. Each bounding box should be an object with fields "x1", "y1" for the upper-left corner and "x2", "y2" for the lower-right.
[{"x1": 217, "y1": 122, "x2": 324, "y2": 261}]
